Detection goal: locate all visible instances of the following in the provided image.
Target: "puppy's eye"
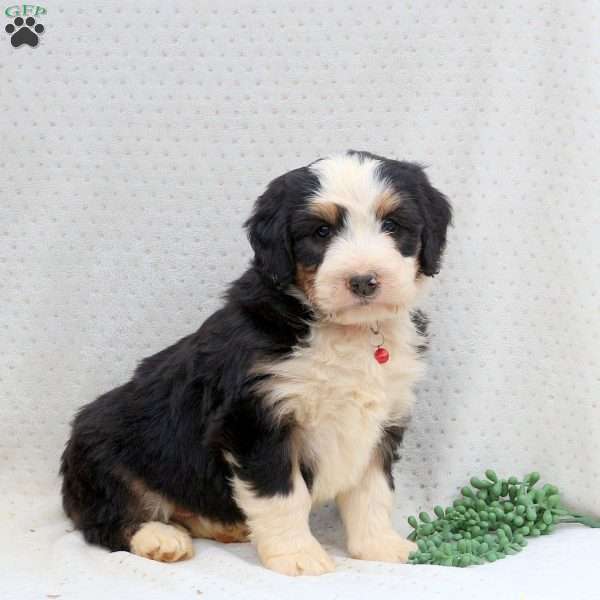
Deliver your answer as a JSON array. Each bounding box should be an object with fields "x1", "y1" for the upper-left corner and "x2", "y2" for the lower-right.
[
  {"x1": 315, "y1": 224, "x2": 331, "y2": 238},
  {"x1": 381, "y1": 218, "x2": 399, "y2": 233}
]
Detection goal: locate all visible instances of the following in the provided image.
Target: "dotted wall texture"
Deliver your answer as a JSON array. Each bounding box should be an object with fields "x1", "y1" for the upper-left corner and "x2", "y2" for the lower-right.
[{"x1": 1, "y1": 2, "x2": 599, "y2": 598}]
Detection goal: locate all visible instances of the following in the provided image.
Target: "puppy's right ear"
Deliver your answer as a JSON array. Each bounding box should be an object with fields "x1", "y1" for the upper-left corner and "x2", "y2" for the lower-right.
[{"x1": 245, "y1": 176, "x2": 295, "y2": 290}]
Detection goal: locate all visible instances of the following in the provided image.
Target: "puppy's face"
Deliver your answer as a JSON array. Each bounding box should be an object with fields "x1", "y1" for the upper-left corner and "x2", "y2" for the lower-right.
[{"x1": 246, "y1": 151, "x2": 451, "y2": 325}]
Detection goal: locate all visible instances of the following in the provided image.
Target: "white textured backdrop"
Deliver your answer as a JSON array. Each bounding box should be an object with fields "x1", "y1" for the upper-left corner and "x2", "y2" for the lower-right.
[{"x1": 1, "y1": 1, "x2": 599, "y2": 599}]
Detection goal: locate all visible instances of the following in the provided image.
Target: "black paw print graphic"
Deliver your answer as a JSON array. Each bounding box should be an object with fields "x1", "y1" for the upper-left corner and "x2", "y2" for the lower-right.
[{"x1": 5, "y1": 16, "x2": 44, "y2": 47}]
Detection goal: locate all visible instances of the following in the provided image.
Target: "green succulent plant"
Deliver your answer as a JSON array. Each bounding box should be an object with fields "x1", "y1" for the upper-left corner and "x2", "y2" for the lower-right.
[{"x1": 407, "y1": 471, "x2": 600, "y2": 567}]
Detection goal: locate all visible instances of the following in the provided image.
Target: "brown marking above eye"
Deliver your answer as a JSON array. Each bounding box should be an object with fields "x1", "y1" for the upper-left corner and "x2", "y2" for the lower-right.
[
  {"x1": 375, "y1": 189, "x2": 404, "y2": 220},
  {"x1": 308, "y1": 201, "x2": 342, "y2": 224},
  {"x1": 295, "y1": 263, "x2": 318, "y2": 302}
]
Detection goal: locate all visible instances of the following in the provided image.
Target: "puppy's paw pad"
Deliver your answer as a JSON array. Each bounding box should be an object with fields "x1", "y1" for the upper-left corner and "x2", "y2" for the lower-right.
[
  {"x1": 130, "y1": 521, "x2": 194, "y2": 562},
  {"x1": 350, "y1": 533, "x2": 416, "y2": 563},
  {"x1": 262, "y1": 543, "x2": 335, "y2": 576}
]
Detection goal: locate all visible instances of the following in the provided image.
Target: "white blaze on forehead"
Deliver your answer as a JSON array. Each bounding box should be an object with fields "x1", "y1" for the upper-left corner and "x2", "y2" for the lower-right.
[{"x1": 309, "y1": 154, "x2": 389, "y2": 217}]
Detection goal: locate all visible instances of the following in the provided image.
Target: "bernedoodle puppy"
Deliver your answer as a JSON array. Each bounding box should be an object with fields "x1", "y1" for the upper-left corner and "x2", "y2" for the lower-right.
[{"x1": 61, "y1": 150, "x2": 451, "y2": 576}]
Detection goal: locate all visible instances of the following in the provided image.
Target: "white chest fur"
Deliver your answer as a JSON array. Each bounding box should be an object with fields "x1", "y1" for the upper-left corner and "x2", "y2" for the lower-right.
[{"x1": 257, "y1": 313, "x2": 425, "y2": 504}]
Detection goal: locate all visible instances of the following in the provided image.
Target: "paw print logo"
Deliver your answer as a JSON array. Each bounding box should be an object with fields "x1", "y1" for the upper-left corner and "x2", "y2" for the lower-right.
[{"x1": 5, "y1": 16, "x2": 44, "y2": 47}]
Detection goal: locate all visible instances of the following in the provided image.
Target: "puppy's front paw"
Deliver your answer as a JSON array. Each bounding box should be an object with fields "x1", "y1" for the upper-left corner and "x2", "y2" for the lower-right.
[
  {"x1": 130, "y1": 521, "x2": 194, "y2": 562},
  {"x1": 259, "y1": 538, "x2": 335, "y2": 576},
  {"x1": 349, "y1": 531, "x2": 416, "y2": 563}
]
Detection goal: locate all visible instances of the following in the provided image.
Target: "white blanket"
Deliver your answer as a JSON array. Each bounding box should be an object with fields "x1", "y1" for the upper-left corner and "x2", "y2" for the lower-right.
[{"x1": 2, "y1": 1, "x2": 598, "y2": 598}]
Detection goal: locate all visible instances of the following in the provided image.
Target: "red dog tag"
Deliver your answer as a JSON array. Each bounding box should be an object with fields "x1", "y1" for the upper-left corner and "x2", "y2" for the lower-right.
[{"x1": 374, "y1": 347, "x2": 390, "y2": 364}]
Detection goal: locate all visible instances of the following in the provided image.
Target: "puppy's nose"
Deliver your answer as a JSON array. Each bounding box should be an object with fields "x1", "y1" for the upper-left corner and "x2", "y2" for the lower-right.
[{"x1": 348, "y1": 273, "x2": 379, "y2": 298}]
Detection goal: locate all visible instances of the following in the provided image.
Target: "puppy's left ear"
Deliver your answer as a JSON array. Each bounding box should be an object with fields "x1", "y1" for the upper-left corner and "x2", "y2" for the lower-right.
[
  {"x1": 245, "y1": 176, "x2": 295, "y2": 289},
  {"x1": 417, "y1": 174, "x2": 452, "y2": 276}
]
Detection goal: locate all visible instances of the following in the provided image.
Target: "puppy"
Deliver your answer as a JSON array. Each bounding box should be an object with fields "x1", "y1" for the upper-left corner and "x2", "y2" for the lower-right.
[{"x1": 61, "y1": 150, "x2": 451, "y2": 576}]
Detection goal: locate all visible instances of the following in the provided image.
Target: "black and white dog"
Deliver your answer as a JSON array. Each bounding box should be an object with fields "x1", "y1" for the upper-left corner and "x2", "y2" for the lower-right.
[{"x1": 61, "y1": 150, "x2": 451, "y2": 576}]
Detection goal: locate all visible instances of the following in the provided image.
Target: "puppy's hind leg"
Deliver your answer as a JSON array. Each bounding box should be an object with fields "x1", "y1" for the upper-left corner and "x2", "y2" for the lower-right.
[
  {"x1": 62, "y1": 476, "x2": 141, "y2": 554},
  {"x1": 62, "y1": 449, "x2": 193, "y2": 562},
  {"x1": 71, "y1": 477, "x2": 194, "y2": 563},
  {"x1": 130, "y1": 521, "x2": 194, "y2": 562},
  {"x1": 122, "y1": 476, "x2": 194, "y2": 562}
]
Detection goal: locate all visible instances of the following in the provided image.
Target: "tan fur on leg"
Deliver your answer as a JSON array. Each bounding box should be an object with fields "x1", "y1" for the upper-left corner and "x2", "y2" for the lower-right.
[
  {"x1": 337, "y1": 457, "x2": 416, "y2": 563},
  {"x1": 233, "y1": 470, "x2": 335, "y2": 576},
  {"x1": 173, "y1": 510, "x2": 250, "y2": 543},
  {"x1": 130, "y1": 521, "x2": 194, "y2": 562}
]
